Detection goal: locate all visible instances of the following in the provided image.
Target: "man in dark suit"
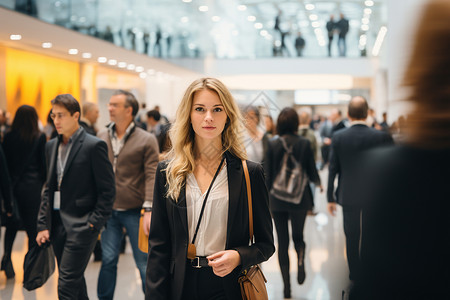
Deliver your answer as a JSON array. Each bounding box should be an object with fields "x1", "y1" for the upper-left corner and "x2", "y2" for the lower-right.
[
  {"x1": 36, "y1": 94, "x2": 115, "y2": 300},
  {"x1": 327, "y1": 96, "x2": 393, "y2": 282}
]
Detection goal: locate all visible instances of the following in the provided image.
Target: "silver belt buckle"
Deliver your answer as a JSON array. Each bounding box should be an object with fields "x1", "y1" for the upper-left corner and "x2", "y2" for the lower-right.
[{"x1": 192, "y1": 257, "x2": 201, "y2": 268}]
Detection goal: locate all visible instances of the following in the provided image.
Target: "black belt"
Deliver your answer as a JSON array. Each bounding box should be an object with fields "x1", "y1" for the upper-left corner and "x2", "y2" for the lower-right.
[{"x1": 190, "y1": 256, "x2": 210, "y2": 268}]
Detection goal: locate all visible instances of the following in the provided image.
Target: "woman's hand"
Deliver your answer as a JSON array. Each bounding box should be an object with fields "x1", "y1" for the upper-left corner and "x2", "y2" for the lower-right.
[{"x1": 207, "y1": 250, "x2": 241, "y2": 277}]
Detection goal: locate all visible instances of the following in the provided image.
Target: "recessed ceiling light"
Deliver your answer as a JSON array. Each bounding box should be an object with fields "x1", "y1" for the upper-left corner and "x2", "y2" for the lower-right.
[
  {"x1": 127, "y1": 64, "x2": 136, "y2": 70},
  {"x1": 10, "y1": 34, "x2": 22, "y2": 40},
  {"x1": 198, "y1": 5, "x2": 208, "y2": 12},
  {"x1": 139, "y1": 72, "x2": 147, "y2": 79},
  {"x1": 147, "y1": 69, "x2": 155, "y2": 75},
  {"x1": 135, "y1": 66, "x2": 144, "y2": 72},
  {"x1": 254, "y1": 23, "x2": 263, "y2": 29},
  {"x1": 82, "y1": 52, "x2": 92, "y2": 59},
  {"x1": 309, "y1": 14, "x2": 318, "y2": 21},
  {"x1": 365, "y1": 0, "x2": 374, "y2": 7},
  {"x1": 238, "y1": 5, "x2": 247, "y2": 11},
  {"x1": 247, "y1": 16, "x2": 256, "y2": 22},
  {"x1": 364, "y1": 8, "x2": 372, "y2": 15},
  {"x1": 260, "y1": 30, "x2": 268, "y2": 36},
  {"x1": 108, "y1": 59, "x2": 117, "y2": 66},
  {"x1": 212, "y1": 16, "x2": 220, "y2": 22},
  {"x1": 68, "y1": 48, "x2": 78, "y2": 55},
  {"x1": 98, "y1": 57, "x2": 107, "y2": 63},
  {"x1": 42, "y1": 42, "x2": 52, "y2": 48},
  {"x1": 312, "y1": 21, "x2": 320, "y2": 28},
  {"x1": 361, "y1": 24, "x2": 369, "y2": 31},
  {"x1": 118, "y1": 62, "x2": 127, "y2": 68},
  {"x1": 182, "y1": 0, "x2": 192, "y2": 2},
  {"x1": 305, "y1": 4, "x2": 315, "y2": 11}
]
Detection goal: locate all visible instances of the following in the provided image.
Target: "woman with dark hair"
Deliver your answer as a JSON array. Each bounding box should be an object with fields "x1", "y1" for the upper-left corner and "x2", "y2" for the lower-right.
[
  {"x1": 264, "y1": 107, "x2": 322, "y2": 299},
  {"x1": 352, "y1": 1, "x2": 450, "y2": 299},
  {"x1": 1, "y1": 105, "x2": 46, "y2": 279}
]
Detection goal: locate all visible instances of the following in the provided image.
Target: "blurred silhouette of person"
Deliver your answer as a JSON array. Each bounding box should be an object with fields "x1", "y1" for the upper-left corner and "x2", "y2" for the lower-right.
[
  {"x1": 327, "y1": 96, "x2": 393, "y2": 283},
  {"x1": 352, "y1": 1, "x2": 450, "y2": 299},
  {"x1": 319, "y1": 113, "x2": 333, "y2": 170},
  {"x1": 274, "y1": 9, "x2": 282, "y2": 34},
  {"x1": 326, "y1": 15, "x2": 336, "y2": 57},
  {"x1": 15, "y1": 0, "x2": 37, "y2": 17},
  {"x1": 43, "y1": 109, "x2": 57, "y2": 140},
  {"x1": 103, "y1": 26, "x2": 114, "y2": 43},
  {"x1": 295, "y1": 32, "x2": 306, "y2": 57},
  {"x1": 243, "y1": 106, "x2": 267, "y2": 164},
  {"x1": 0, "y1": 109, "x2": 10, "y2": 142},
  {"x1": 79, "y1": 102, "x2": 99, "y2": 136},
  {"x1": 1, "y1": 105, "x2": 46, "y2": 279},
  {"x1": 379, "y1": 112, "x2": 389, "y2": 132},
  {"x1": 337, "y1": 13, "x2": 349, "y2": 56},
  {"x1": 154, "y1": 27, "x2": 162, "y2": 58}
]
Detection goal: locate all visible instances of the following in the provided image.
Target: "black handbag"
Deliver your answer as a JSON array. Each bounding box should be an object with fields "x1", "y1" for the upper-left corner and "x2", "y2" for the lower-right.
[{"x1": 23, "y1": 243, "x2": 56, "y2": 291}]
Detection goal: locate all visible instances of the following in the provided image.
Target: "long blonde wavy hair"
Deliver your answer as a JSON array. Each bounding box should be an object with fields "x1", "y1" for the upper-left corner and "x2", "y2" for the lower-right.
[{"x1": 165, "y1": 78, "x2": 247, "y2": 200}]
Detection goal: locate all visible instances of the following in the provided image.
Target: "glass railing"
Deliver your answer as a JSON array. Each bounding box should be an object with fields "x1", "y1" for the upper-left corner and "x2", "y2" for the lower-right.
[{"x1": 0, "y1": 0, "x2": 386, "y2": 59}]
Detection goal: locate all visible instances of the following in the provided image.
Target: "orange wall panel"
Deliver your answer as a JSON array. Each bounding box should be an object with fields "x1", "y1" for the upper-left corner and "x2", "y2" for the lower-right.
[{"x1": 5, "y1": 48, "x2": 80, "y2": 122}]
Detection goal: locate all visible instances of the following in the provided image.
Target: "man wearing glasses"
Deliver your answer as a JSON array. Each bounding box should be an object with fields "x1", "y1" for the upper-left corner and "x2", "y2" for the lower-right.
[{"x1": 36, "y1": 94, "x2": 115, "y2": 300}]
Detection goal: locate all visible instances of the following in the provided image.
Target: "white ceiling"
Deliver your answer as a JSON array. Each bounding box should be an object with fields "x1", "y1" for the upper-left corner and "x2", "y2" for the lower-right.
[{"x1": 0, "y1": 0, "x2": 387, "y2": 58}]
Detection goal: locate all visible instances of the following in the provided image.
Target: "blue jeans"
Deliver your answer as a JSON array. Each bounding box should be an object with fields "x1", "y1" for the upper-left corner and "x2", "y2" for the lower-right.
[{"x1": 97, "y1": 209, "x2": 146, "y2": 300}]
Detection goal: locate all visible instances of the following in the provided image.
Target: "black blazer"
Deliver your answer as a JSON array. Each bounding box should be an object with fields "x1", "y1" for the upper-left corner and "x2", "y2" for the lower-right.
[
  {"x1": 327, "y1": 124, "x2": 393, "y2": 206},
  {"x1": 37, "y1": 128, "x2": 115, "y2": 236},
  {"x1": 146, "y1": 151, "x2": 275, "y2": 300},
  {"x1": 264, "y1": 134, "x2": 321, "y2": 212},
  {"x1": 0, "y1": 144, "x2": 13, "y2": 224}
]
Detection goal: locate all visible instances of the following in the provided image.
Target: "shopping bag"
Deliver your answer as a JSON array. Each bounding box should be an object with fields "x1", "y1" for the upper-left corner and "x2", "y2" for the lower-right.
[{"x1": 23, "y1": 243, "x2": 55, "y2": 291}]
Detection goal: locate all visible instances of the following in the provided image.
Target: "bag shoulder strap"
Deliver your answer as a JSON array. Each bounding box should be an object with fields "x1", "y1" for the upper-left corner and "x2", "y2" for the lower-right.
[{"x1": 242, "y1": 160, "x2": 254, "y2": 244}]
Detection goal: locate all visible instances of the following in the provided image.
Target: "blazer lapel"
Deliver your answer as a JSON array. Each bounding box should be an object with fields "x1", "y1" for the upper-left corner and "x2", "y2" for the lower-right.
[
  {"x1": 63, "y1": 129, "x2": 85, "y2": 177},
  {"x1": 225, "y1": 152, "x2": 243, "y2": 247},
  {"x1": 175, "y1": 186, "x2": 188, "y2": 238}
]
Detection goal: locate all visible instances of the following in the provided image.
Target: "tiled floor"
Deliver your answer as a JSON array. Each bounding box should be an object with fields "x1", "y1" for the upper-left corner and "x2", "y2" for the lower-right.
[{"x1": 0, "y1": 170, "x2": 351, "y2": 300}]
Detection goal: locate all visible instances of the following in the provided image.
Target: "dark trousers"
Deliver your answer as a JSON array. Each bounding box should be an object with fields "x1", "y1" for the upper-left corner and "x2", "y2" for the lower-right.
[
  {"x1": 272, "y1": 210, "x2": 308, "y2": 288},
  {"x1": 52, "y1": 212, "x2": 99, "y2": 300},
  {"x1": 342, "y1": 206, "x2": 362, "y2": 281},
  {"x1": 321, "y1": 145, "x2": 331, "y2": 166},
  {"x1": 181, "y1": 263, "x2": 228, "y2": 300}
]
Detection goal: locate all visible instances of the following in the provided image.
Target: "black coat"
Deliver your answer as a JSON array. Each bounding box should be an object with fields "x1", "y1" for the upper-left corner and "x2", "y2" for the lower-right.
[
  {"x1": 3, "y1": 131, "x2": 46, "y2": 235},
  {"x1": 353, "y1": 146, "x2": 450, "y2": 299},
  {"x1": 0, "y1": 144, "x2": 13, "y2": 225},
  {"x1": 37, "y1": 128, "x2": 115, "y2": 236},
  {"x1": 264, "y1": 134, "x2": 321, "y2": 212},
  {"x1": 146, "y1": 151, "x2": 275, "y2": 300},
  {"x1": 327, "y1": 124, "x2": 393, "y2": 206}
]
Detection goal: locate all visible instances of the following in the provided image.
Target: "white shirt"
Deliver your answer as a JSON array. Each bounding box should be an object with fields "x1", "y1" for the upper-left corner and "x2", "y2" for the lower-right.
[{"x1": 186, "y1": 163, "x2": 229, "y2": 256}]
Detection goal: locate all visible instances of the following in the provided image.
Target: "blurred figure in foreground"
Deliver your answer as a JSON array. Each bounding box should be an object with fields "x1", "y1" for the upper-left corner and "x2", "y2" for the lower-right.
[{"x1": 353, "y1": 1, "x2": 450, "y2": 299}]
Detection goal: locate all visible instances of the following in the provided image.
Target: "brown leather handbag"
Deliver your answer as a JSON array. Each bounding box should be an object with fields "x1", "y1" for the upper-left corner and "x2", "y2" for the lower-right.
[{"x1": 238, "y1": 160, "x2": 269, "y2": 300}]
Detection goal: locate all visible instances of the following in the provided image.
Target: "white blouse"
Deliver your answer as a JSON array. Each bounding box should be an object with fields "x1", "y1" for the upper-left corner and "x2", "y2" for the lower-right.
[{"x1": 186, "y1": 163, "x2": 229, "y2": 256}]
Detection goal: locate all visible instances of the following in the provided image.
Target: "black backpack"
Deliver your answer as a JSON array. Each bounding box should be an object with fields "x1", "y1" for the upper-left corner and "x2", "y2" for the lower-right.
[{"x1": 270, "y1": 137, "x2": 309, "y2": 204}]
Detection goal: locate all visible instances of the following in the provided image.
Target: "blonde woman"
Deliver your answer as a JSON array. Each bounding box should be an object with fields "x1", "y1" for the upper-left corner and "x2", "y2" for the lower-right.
[{"x1": 145, "y1": 78, "x2": 274, "y2": 300}]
